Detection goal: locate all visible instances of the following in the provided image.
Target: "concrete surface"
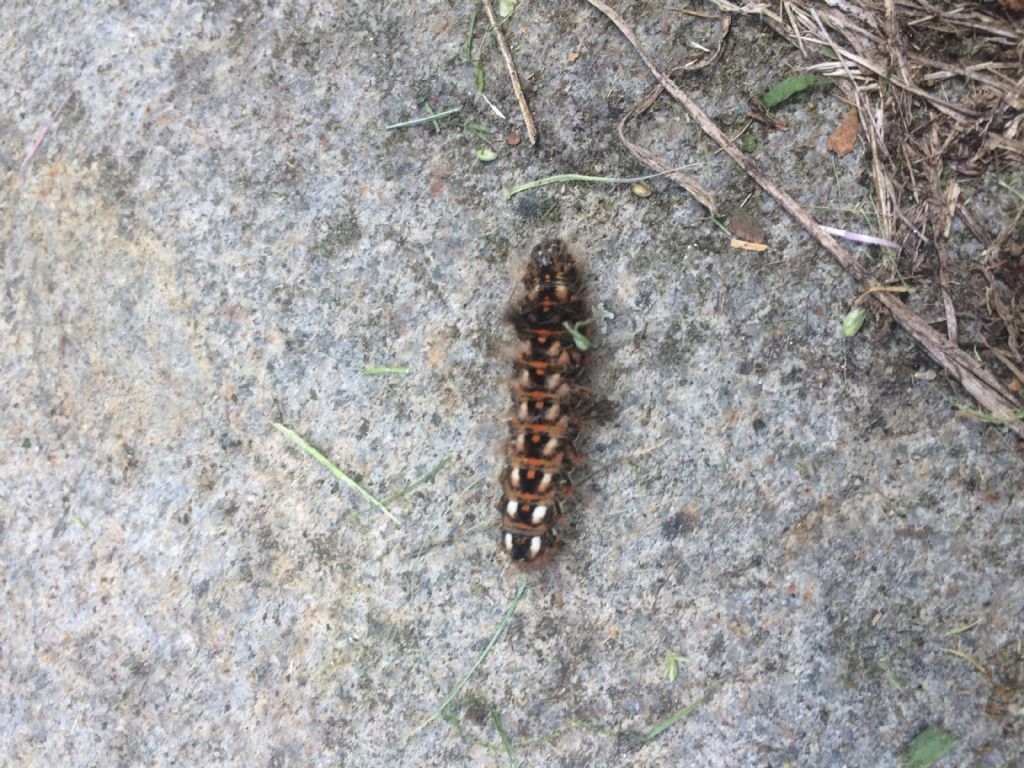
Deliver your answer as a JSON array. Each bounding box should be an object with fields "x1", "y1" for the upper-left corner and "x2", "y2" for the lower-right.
[{"x1": 2, "y1": 2, "x2": 1022, "y2": 766}]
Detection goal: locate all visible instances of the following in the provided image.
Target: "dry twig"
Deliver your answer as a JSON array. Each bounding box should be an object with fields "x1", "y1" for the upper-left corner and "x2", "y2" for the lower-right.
[
  {"x1": 616, "y1": 15, "x2": 732, "y2": 216},
  {"x1": 584, "y1": 0, "x2": 1024, "y2": 437},
  {"x1": 707, "y1": 0, "x2": 1023, "y2": 380},
  {"x1": 481, "y1": 0, "x2": 537, "y2": 145}
]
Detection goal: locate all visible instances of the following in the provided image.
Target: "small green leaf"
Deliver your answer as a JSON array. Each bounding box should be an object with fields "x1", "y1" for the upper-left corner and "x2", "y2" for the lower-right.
[
  {"x1": 880, "y1": 657, "x2": 904, "y2": 691},
  {"x1": 901, "y1": 725, "x2": 956, "y2": 768},
  {"x1": 563, "y1": 320, "x2": 592, "y2": 351},
  {"x1": 761, "y1": 74, "x2": 831, "y2": 109},
  {"x1": 476, "y1": 148, "x2": 497, "y2": 162},
  {"x1": 741, "y1": 133, "x2": 757, "y2": 153},
  {"x1": 664, "y1": 654, "x2": 688, "y2": 682},
  {"x1": 842, "y1": 307, "x2": 866, "y2": 337},
  {"x1": 499, "y1": 0, "x2": 515, "y2": 18}
]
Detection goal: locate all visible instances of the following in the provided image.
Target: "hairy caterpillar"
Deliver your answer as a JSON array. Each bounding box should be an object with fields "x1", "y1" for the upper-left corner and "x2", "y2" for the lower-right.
[{"x1": 500, "y1": 240, "x2": 590, "y2": 563}]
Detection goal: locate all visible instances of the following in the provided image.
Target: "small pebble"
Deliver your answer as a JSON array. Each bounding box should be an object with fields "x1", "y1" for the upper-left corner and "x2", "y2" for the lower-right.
[{"x1": 632, "y1": 182, "x2": 652, "y2": 198}]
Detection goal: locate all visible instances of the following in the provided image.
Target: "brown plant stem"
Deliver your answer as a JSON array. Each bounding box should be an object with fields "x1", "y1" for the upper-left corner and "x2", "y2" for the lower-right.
[
  {"x1": 584, "y1": 0, "x2": 1023, "y2": 437},
  {"x1": 481, "y1": 0, "x2": 537, "y2": 146}
]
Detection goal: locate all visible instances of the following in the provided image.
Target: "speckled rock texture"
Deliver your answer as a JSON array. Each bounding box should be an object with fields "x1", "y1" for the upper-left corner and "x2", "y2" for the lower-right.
[{"x1": 2, "y1": 2, "x2": 1022, "y2": 766}]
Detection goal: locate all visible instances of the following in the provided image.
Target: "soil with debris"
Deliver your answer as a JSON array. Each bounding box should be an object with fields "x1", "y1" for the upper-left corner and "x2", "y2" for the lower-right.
[{"x1": 2, "y1": 2, "x2": 1022, "y2": 767}]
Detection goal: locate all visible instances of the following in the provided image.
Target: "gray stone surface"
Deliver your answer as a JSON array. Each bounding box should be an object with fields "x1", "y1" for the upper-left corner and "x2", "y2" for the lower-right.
[{"x1": 2, "y1": 2, "x2": 1022, "y2": 766}]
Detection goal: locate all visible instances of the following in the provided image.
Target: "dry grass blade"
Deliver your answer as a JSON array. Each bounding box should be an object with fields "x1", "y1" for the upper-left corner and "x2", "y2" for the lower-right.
[
  {"x1": 708, "y1": 0, "x2": 1024, "y2": 434},
  {"x1": 616, "y1": 15, "x2": 732, "y2": 216},
  {"x1": 618, "y1": 85, "x2": 717, "y2": 215},
  {"x1": 481, "y1": 0, "x2": 537, "y2": 145},
  {"x1": 585, "y1": 0, "x2": 1024, "y2": 438}
]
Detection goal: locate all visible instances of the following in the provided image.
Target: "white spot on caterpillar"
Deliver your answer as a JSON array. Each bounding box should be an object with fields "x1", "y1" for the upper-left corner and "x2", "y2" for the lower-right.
[
  {"x1": 510, "y1": 467, "x2": 521, "y2": 488},
  {"x1": 531, "y1": 504, "x2": 548, "y2": 524},
  {"x1": 538, "y1": 472, "x2": 553, "y2": 492},
  {"x1": 506, "y1": 500, "x2": 518, "y2": 518},
  {"x1": 503, "y1": 533, "x2": 513, "y2": 551},
  {"x1": 529, "y1": 536, "x2": 542, "y2": 558}
]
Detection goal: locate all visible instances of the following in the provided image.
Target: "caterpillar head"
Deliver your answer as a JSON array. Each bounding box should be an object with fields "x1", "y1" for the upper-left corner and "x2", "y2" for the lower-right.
[{"x1": 526, "y1": 239, "x2": 579, "y2": 287}]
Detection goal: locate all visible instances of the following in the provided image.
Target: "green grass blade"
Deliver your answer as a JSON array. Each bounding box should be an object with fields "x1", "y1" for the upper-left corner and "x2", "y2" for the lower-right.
[
  {"x1": 382, "y1": 456, "x2": 452, "y2": 505},
  {"x1": 272, "y1": 422, "x2": 400, "y2": 525},
  {"x1": 624, "y1": 681, "x2": 721, "y2": 743},
  {"x1": 633, "y1": 696, "x2": 704, "y2": 742},
  {"x1": 490, "y1": 706, "x2": 515, "y2": 766},
  {"x1": 505, "y1": 165, "x2": 695, "y2": 199},
  {"x1": 385, "y1": 106, "x2": 461, "y2": 130},
  {"x1": 997, "y1": 179, "x2": 1024, "y2": 203},
  {"x1": 953, "y1": 403, "x2": 1024, "y2": 425},
  {"x1": 464, "y1": 3, "x2": 479, "y2": 61},
  {"x1": 710, "y1": 216, "x2": 733, "y2": 237},
  {"x1": 410, "y1": 580, "x2": 529, "y2": 736}
]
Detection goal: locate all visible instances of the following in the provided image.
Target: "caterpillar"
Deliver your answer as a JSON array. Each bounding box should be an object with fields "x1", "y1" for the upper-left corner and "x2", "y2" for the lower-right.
[{"x1": 500, "y1": 240, "x2": 589, "y2": 564}]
